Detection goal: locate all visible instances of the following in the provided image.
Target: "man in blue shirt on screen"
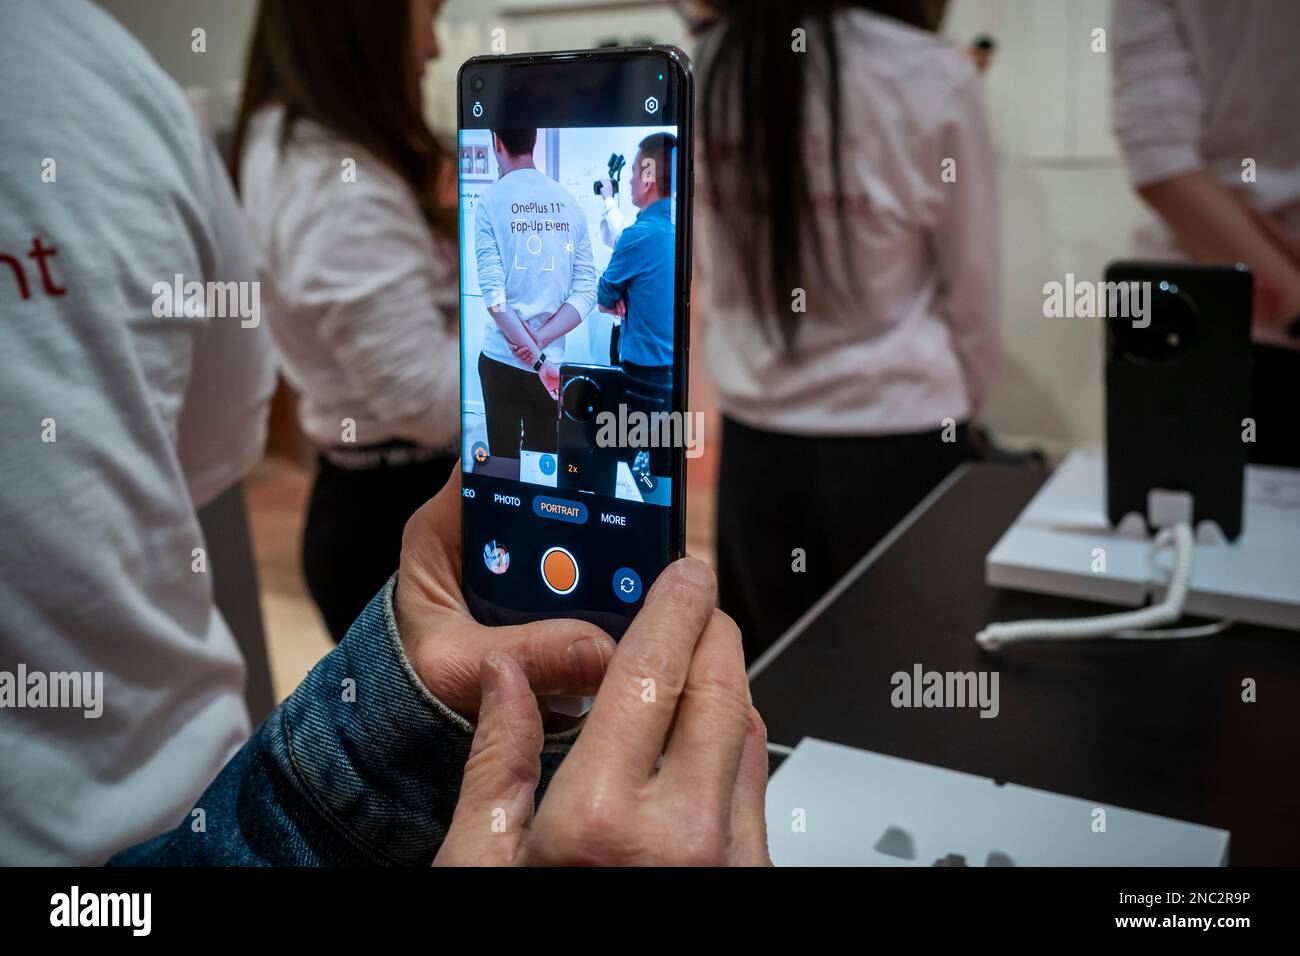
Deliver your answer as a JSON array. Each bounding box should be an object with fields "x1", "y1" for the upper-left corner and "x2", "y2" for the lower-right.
[{"x1": 597, "y1": 132, "x2": 677, "y2": 479}]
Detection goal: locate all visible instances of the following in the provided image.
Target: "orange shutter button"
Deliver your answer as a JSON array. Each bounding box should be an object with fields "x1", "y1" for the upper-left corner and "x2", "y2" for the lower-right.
[{"x1": 540, "y1": 547, "x2": 579, "y2": 595}]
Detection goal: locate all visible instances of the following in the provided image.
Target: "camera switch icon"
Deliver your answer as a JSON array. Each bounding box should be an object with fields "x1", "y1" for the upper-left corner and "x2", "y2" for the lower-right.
[{"x1": 612, "y1": 566, "x2": 642, "y2": 604}]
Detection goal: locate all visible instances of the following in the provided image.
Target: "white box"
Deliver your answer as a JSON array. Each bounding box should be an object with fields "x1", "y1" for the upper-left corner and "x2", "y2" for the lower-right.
[{"x1": 765, "y1": 738, "x2": 1229, "y2": 867}]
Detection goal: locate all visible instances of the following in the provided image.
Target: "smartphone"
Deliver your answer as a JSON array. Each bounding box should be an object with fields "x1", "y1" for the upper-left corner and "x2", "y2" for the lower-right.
[
  {"x1": 1104, "y1": 261, "x2": 1252, "y2": 540},
  {"x1": 457, "y1": 47, "x2": 693, "y2": 639},
  {"x1": 557, "y1": 363, "x2": 626, "y2": 500}
]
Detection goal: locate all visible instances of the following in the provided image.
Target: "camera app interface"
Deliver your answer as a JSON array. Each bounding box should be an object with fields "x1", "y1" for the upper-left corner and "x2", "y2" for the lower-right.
[{"x1": 459, "y1": 56, "x2": 684, "y2": 637}]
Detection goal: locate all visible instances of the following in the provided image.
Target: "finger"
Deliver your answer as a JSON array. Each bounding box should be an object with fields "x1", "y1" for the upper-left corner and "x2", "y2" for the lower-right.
[
  {"x1": 404, "y1": 615, "x2": 614, "y2": 723},
  {"x1": 392, "y1": 463, "x2": 470, "y2": 621},
  {"x1": 410, "y1": 613, "x2": 613, "y2": 717},
  {"x1": 479, "y1": 617, "x2": 616, "y2": 698},
  {"x1": 659, "y1": 608, "x2": 750, "y2": 820},
  {"x1": 401, "y1": 463, "x2": 462, "y2": 570},
  {"x1": 567, "y1": 558, "x2": 717, "y2": 782},
  {"x1": 728, "y1": 707, "x2": 773, "y2": 866},
  {"x1": 434, "y1": 652, "x2": 542, "y2": 866}
]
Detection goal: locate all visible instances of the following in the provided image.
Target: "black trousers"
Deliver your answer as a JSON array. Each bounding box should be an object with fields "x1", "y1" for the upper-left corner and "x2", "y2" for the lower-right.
[
  {"x1": 1248, "y1": 344, "x2": 1300, "y2": 469},
  {"x1": 621, "y1": 359, "x2": 673, "y2": 476},
  {"x1": 479, "y1": 352, "x2": 557, "y2": 457},
  {"x1": 303, "y1": 443, "x2": 457, "y2": 642},
  {"x1": 716, "y1": 416, "x2": 973, "y2": 665}
]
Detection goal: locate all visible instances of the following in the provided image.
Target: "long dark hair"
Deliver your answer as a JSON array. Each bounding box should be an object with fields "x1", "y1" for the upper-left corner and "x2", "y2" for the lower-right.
[
  {"x1": 699, "y1": 0, "x2": 946, "y2": 350},
  {"x1": 229, "y1": 0, "x2": 453, "y2": 237}
]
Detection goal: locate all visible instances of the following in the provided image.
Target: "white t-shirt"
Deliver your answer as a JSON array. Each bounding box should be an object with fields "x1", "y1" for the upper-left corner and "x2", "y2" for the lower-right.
[
  {"x1": 239, "y1": 106, "x2": 460, "y2": 451},
  {"x1": 696, "y1": 10, "x2": 1000, "y2": 436},
  {"x1": 473, "y1": 166, "x2": 597, "y2": 371},
  {"x1": 0, "y1": 0, "x2": 275, "y2": 863}
]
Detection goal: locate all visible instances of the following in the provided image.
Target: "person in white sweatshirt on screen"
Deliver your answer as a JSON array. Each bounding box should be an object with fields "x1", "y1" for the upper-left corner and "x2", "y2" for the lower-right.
[{"x1": 473, "y1": 128, "x2": 597, "y2": 461}]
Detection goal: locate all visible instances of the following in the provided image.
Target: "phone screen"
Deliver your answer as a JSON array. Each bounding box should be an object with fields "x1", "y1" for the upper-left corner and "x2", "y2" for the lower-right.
[{"x1": 457, "y1": 49, "x2": 692, "y2": 639}]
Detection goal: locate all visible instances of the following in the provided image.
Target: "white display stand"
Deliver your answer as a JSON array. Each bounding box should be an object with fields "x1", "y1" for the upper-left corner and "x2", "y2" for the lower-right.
[
  {"x1": 985, "y1": 449, "x2": 1300, "y2": 632},
  {"x1": 765, "y1": 739, "x2": 1229, "y2": 867}
]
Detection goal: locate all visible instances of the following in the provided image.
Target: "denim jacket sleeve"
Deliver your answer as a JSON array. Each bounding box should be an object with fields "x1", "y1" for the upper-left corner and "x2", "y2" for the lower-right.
[{"x1": 109, "y1": 577, "x2": 580, "y2": 866}]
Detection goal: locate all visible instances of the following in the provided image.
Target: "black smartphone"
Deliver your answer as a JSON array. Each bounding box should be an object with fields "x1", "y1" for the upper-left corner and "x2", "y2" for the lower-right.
[
  {"x1": 557, "y1": 363, "x2": 626, "y2": 500},
  {"x1": 457, "y1": 47, "x2": 693, "y2": 638},
  {"x1": 1104, "y1": 261, "x2": 1252, "y2": 540}
]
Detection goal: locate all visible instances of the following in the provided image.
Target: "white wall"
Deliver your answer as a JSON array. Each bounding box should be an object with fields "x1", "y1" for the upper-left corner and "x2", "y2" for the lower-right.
[
  {"x1": 944, "y1": 0, "x2": 1148, "y2": 454},
  {"x1": 95, "y1": 0, "x2": 258, "y2": 132}
]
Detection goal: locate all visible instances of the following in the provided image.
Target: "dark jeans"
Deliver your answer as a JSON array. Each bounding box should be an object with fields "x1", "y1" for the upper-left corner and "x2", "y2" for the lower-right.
[
  {"x1": 716, "y1": 416, "x2": 973, "y2": 664},
  {"x1": 479, "y1": 352, "x2": 557, "y2": 457},
  {"x1": 303, "y1": 442, "x2": 456, "y2": 642},
  {"x1": 1248, "y1": 344, "x2": 1300, "y2": 469},
  {"x1": 621, "y1": 359, "x2": 673, "y2": 476}
]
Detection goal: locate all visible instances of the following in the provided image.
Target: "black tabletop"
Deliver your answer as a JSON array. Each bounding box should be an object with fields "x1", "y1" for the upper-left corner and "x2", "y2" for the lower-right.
[{"x1": 749, "y1": 463, "x2": 1300, "y2": 865}]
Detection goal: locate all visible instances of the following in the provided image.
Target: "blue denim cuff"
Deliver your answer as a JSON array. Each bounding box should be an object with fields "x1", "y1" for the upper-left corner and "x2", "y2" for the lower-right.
[{"x1": 264, "y1": 576, "x2": 578, "y2": 865}]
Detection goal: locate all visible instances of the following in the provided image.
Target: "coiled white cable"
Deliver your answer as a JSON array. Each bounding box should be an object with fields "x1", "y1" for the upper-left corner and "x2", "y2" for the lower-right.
[{"x1": 976, "y1": 523, "x2": 1232, "y2": 651}]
